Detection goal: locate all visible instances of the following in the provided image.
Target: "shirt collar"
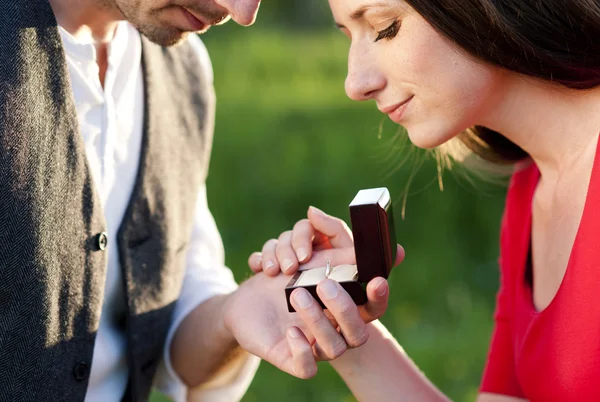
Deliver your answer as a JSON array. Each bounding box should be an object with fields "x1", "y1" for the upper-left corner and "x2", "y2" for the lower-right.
[{"x1": 57, "y1": 21, "x2": 134, "y2": 66}]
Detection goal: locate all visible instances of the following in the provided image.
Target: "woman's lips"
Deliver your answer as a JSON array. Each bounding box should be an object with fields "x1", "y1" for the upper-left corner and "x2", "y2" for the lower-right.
[{"x1": 380, "y1": 96, "x2": 414, "y2": 123}]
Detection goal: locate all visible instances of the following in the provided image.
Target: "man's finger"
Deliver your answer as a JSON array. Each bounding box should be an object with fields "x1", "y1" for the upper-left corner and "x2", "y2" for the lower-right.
[
  {"x1": 312, "y1": 231, "x2": 332, "y2": 250},
  {"x1": 248, "y1": 252, "x2": 263, "y2": 273},
  {"x1": 307, "y1": 206, "x2": 353, "y2": 248},
  {"x1": 276, "y1": 230, "x2": 299, "y2": 275},
  {"x1": 261, "y1": 239, "x2": 280, "y2": 276},
  {"x1": 291, "y1": 219, "x2": 315, "y2": 264}
]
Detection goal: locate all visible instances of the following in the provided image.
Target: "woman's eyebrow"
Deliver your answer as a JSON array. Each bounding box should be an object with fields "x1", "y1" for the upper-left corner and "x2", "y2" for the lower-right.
[{"x1": 334, "y1": 2, "x2": 389, "y2": 29}]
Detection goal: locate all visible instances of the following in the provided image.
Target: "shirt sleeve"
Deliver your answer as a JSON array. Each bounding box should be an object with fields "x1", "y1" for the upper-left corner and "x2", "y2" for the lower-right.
[
  {"x1": 153, "y1": 183, "x2": 260, "y2": 401},
  {"x1": 479, "y1": 193, "x2": 525, "y2": 397}
]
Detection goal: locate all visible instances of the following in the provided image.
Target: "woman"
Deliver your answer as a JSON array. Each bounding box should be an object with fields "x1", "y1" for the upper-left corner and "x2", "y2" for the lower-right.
[{"x1": 248, "y1": 0, "x2": 600, "y2": 400}]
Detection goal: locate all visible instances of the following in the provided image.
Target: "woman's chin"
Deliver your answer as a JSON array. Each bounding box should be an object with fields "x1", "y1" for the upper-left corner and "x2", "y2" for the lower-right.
[{"x1": 405, "y1": 126, "x2": 455, "y2": 150}]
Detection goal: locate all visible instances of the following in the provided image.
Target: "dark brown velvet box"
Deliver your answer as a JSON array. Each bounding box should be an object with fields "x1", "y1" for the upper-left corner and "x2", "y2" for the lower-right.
[{"x1": 285, "y1": 188, "x2": 397, "y2": 312}]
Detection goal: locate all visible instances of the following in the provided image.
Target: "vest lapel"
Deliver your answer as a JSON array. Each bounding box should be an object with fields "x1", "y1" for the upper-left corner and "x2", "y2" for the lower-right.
[{"x1": 116, "y1": 36, "x2": 214, "y2": 400}]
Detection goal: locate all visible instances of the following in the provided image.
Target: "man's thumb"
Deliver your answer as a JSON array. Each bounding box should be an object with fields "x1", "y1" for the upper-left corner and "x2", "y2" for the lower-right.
[{"x1": 307, "y1": 206, "x2": 354, "y2": 248}]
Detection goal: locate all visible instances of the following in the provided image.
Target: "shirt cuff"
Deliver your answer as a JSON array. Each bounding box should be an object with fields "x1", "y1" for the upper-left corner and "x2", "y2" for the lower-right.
[{"x1": 154, "y1": 276, "x2": 259, "y2": 402}]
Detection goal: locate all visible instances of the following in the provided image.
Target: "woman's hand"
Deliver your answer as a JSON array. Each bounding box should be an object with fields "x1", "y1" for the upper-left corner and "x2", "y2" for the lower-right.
[
  {"x1": 248, "y1": 206, "x2": 404, "y2": 276},
  {"x1": 284, "y1": 276, "x2": 391, "y2": 376},
  {"x1": 223, "y1": 271, "x2": 392, "y2": 379}
]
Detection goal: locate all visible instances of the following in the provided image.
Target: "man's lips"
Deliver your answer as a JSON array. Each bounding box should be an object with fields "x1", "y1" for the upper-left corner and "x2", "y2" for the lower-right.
[
  {"x1": 181, "y1": 8, "x2": 208, "y2": 30},
  {"x1": 182, "y1": 7, "x2": 230, "y2": 29}
]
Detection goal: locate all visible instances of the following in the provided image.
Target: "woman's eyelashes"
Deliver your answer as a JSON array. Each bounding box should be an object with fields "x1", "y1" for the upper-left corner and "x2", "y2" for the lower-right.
[{"x1": 374, "y1": 19, "x2": 401, "y2": 42}]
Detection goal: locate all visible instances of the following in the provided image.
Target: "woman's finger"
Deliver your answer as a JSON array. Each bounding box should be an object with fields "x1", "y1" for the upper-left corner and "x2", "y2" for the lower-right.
[
  {"x1": 317, "y1": 279, "x2": 369, "y2": 349},
  {"x1": 291, "y1": 219, "x2": 315, "y2": 264},
  {"x1": 290, "y1": 288, "x2": 348, "y2": 360},
  {"x1": 307, "y1": 206, "x2": 354, "y2": 248},
  {"x1": 248, "y1": 252, "x2": 263, "y2": 273},
  {"x1": 395, "y1": 244, "x2": 406, "y2": 266},
  {"x1": 286, "y1": 326, "x2": 318, "y2": 379},
  {"x1": 360, "y1": 277, "x2": 390, "y2": 322},
  {"x1": 261, "y1": 239, "x2": 280, "y2": 276},
  {"x1": 276, "y1": 231, "x2": 299, "y2": 275}
]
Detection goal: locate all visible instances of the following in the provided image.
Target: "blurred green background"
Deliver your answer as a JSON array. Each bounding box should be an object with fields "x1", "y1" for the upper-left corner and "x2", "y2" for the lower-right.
[{"x1": 153, "y1": 2, "x2": 508, "y2": 401}]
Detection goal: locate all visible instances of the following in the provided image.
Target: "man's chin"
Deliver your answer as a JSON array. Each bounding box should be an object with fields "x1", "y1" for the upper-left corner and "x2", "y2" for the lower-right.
[
  {"x1": 138, "y1": 27, "x2": 190, "y2": 47},
  {"x1": 139, "y1": 25, "x2": 213, "y2": 47}
]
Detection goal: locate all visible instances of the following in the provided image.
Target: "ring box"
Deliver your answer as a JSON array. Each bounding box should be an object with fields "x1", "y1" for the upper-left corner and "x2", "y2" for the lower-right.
[{"x1": 285, "y1": 187, "x2": 397, "y2": 312}]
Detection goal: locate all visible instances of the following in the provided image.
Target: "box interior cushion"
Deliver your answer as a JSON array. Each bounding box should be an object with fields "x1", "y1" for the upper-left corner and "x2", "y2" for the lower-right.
[{"x1": 295, "y1": 264, "x2": 358, "y2": 287}]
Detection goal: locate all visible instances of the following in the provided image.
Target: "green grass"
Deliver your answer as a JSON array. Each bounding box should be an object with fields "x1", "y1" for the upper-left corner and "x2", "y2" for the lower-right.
[{"x1": 151, "y1": 26, "x2": 508, "y2": 402}]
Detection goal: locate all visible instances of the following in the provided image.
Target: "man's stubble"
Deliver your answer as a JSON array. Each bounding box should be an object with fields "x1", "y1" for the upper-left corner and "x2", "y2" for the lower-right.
[{"x1": 101, "y1": 0, "x2": 228, "y2": 47}]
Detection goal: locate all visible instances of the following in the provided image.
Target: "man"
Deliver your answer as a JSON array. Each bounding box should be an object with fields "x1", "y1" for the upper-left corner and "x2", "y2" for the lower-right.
[
  {"x1": 0, "y1": 0, "x2": 385, "y2": 401},
  {"x1": 1, "y1": 0, "x2": 263, "y2": 401}
]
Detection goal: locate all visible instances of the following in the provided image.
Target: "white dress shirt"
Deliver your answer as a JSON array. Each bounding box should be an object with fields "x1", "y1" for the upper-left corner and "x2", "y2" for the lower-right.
[{"x1": 58, "y1": 22, "x2": 260, "y2": 402}]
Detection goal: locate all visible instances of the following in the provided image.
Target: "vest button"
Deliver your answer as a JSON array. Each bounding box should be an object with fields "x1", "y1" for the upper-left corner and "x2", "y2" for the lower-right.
[
  {"x1": 73, "y1": 361, "x2": 89, "y2": 382},
  {"x1": 97, "y1": 232, "x2": 108, "y2": 251}
]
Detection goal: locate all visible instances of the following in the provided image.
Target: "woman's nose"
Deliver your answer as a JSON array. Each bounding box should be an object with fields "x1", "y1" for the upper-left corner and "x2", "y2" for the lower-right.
[
  {"x1": 214, "y1": 0, "x2": 261, "y2": 26},
  {"x1": 345, "y1": 44, "x2": 386, "y2": 101}
]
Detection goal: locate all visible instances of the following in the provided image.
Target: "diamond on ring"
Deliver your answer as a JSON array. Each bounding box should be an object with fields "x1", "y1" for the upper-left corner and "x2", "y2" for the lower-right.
[{"x1": 325, "y1": 260, "x2": 332, "y2": 278}]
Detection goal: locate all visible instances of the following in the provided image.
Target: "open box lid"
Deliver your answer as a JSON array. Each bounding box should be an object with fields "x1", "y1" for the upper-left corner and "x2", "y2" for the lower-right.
[
  {"x1": 285, "y1": 187, "x2": 397, "y2": 312},
  {"x1": 349, "y1": 187, "x2": 397, "y2": 283}
]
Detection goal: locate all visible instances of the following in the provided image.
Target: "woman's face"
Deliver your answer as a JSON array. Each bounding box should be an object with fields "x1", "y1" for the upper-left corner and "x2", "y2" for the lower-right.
[{"x1": 329, "y1": 0, "x2": 508, "y2": 149}]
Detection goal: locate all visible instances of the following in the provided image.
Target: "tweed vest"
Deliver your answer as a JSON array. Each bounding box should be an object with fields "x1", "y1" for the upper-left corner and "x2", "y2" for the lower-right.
[{"x1": 0, "y1": 1, "x2": 214, "y2": 401}]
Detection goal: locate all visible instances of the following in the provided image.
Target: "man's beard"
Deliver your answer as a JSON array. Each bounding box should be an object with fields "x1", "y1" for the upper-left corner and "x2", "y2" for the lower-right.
[
  {"x1": 132, "y1": 18, "x2": 190, "y2": 47},
  {"x1": 113, "y1": 0, "x2": 227, "y2": 47}
]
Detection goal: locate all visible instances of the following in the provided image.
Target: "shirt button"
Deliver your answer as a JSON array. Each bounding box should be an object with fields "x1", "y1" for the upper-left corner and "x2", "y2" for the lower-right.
[
  {"x1": 97, "y1": 232, "x2": 108, "y2": 251},
  {"x1": 73, "y1": 361, "x2": 89, "y2": 382}
]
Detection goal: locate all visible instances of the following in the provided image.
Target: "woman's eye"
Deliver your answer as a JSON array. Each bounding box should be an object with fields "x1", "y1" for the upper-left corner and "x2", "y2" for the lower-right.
[{"x1": 374, "y1": 20, "x2": 400, "y2": 42}]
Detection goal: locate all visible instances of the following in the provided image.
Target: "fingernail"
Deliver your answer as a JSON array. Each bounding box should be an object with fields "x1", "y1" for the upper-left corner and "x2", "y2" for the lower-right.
[
  {"x1": 265, "y1": 260, "x2": 275, "y2": 271},
  {"x1": 376, "y1": 280, "x2": 388, "y2": 297},
  {"x1": 296, "y1": 248, "x2": 308, "y2": 262},
  {"x1": 294, "y1": 289, "x2": 312, "y2": 308},
  {"x1": 309, "y1": 206, "x2": 325, "y2": 216},
  {"x1": 288, "y1": 327, "x2": 302, "y2": 339},
  {"x1": 320, "y1": 280, "x2": 338, "y2": 300},
  {"x1": 283, "y1": 259, "x2": 294, "y2": 272},
  {"x1": 254, "y1": 254, "x2": 262, "y2": 265}
]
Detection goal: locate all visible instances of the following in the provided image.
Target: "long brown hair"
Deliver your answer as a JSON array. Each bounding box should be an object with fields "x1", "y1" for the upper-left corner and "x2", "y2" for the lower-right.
[{"x1": 405, "y1": 0, "x2": 600, "y2": 165}]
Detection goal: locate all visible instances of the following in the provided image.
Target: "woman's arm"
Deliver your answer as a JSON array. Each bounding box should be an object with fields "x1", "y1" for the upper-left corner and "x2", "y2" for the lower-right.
[
  {"x1": 478, "y1": 395, "x2": 527, "y2": 402},
  {"x1": 286, "y1": 292, "x2": 526, "y2": 402},
  {"x1": 327, "y1": 321, "x2": 527, "y2": 402},
  {"x1": 329, "y1": 320, "x2": 450, "y2": 402},
  {"x1": 258, "y1": 207, "x2": 527, "y2": 402}
]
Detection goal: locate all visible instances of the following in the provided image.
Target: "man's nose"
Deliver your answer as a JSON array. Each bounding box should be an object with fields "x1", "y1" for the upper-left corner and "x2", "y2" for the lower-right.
[
  {"x1": 214, "y1": 0, "x2": 261, "y2": 26},
  {"x1": 345, "y1": 43, "x2": 386, "y2": 101}
]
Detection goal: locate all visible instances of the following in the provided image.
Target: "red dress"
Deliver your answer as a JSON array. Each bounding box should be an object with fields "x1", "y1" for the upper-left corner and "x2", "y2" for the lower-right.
[{"x1": 480, "y1": 144, "x2": 600, "y2": 401}]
